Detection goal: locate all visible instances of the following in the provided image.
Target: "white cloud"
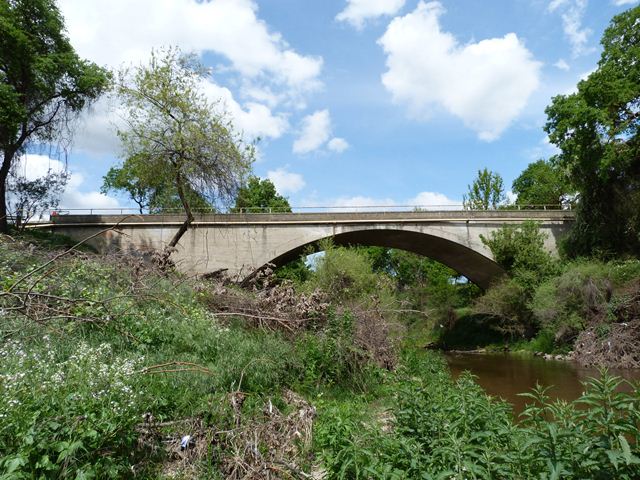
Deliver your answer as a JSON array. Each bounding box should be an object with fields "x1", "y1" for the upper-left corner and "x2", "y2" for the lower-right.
[
  {"x1": 329, "y1": 195, "x2": 397, "y2": 211},
  {"x1": 292, "y1": 110, "x2": 349, "y2": 154},
  {"x1": 408, "y1": 191, "x2": 459, "y2": 207},
  {"x1": 200, "y1": 81, "x2": 289, "y2": 140},
  {"x1": 378, "y1": 1, "x2": 541, "y2": 141},
  {"x1": 12, "y1": 154, "x2": 119, "y2": 213},
  {"x1": 293, "y1": 110, "x2": 332, "y2": 154},
  {"x1": 58, "y1": 0, "x2": 322, "y2": 93},
  {"x1": 548, "y1": 0, "x2": 592, "y2": 57},
  {"x1": 72, "y1": 98, "x2": 123, "y2": 156},
  {"x1": 524, "y1": 136, "x2": 561, "y2": 160},
  {"x1": 57, "y1": 0, "x2": 320, "y2": 156},
  {"x1": 267, "y1": 168, "x2": 306, "y2": 194},
  {"x1": 336, "y1": 0, "x2": 406, "y2": 29},
  {"x1": 327, "y1": 137, "x2": 350, "y2": 153},
  {"x1": 554, "y1": 59, "x2": 570, "y2": 71},
  {"x1": 324, "y1": 191, "x2": 459, "y2": 211},
  {"x1": 612, "y1": 0, "x2": 638, "y2": 5}
]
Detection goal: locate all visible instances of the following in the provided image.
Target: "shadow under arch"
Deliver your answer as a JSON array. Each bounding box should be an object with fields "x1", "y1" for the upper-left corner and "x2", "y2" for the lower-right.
[{"x1": 254, "y1": 228, "x2": 505, "y2": 289}]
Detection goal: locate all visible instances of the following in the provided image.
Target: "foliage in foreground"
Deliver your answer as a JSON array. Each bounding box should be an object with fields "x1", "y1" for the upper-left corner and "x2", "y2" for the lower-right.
[
  {"x1": 1, "y1": 232, "x2": 639, "y2": 478},
  {"x1": 315, "y1": 351, "x2": 640, "y2": 479}
]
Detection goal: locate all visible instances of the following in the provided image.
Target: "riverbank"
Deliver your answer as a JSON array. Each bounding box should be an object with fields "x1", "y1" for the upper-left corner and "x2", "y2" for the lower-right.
[{"x1": 2, "y1": 232, "x2": 640, "y2": 478}]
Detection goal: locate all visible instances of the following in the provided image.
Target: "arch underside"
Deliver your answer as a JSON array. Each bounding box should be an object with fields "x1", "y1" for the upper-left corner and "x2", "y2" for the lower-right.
[{"x1": 262, "y1": 228, "x2": 505, "y2": 289}]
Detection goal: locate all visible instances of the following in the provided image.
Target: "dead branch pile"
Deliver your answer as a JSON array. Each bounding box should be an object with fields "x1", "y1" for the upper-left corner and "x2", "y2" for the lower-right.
[
  {"x1": 152, "y1": 390, "x2": 316, "y2": 479},
  {"x1": 574, "y1": 282, "x2": 640, "y2": 368},
  {"x1": 204, "y1": 265, "x2": 330, "y2": 332},
  {"x1": 351, "y1": 306, "x2": 397, "y2": 370},
  {"x1": 216, "y1": 389, "x2": 316, "y2": 479},
  {"x1": 574, "y1": 320, "x2": 640, "y2": 368}
]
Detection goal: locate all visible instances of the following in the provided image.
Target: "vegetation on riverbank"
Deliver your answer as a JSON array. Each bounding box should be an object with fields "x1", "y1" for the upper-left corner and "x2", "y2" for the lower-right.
[{"x1": 2, "y1": 231, "x2": 640, "y2": 478}]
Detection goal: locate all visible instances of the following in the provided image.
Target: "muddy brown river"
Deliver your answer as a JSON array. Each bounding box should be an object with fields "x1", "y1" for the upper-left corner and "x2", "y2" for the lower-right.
[{"x1": 444, "y1": 352, "x2": 640, "y2": 415}]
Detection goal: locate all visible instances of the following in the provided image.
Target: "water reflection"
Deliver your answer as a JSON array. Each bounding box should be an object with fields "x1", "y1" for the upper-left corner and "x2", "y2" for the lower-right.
[{"x1": 444, "y1": 352, "x2": 640, "y2": 415}]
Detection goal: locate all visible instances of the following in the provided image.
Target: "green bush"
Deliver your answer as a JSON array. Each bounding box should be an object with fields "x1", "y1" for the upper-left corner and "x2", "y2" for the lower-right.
[
  {"x1": 530, "y1": 260, "x2": 614, "y2": 335},
  {"x1": 480, "y1": 220, "x2": 557, "y2": 284},
  {"x1": 297, "y1": 311, "x2": 381, "y2": 392},
  {"x1": 306, "y1": 240, "x2": 393, "y2": 303}
]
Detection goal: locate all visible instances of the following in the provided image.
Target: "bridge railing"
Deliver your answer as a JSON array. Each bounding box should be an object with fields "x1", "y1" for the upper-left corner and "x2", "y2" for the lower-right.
[{"x1": 48, "y1": 204, "x2": 571, "y2": 216}]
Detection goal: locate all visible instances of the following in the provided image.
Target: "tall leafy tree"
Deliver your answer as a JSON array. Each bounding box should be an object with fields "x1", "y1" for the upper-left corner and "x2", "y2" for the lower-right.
[
  {"x1": 234, "y1": 176, "x2": 291, "y2": 213},
  {"x1": 463, "y1": 168, "x2": 505, "y2": 210},
  {"x1": 101, "y1": 158, "x2": 155, "y2": 214},
  {"x1": 512, "y1": 159, "x2": 570, "y2": 208},
  {"x1": 116, "y1": 47, "x2": 253, "y2": 248},
  {"x1": 0, "y1": 0, "x2": 110, "y2": 232},
  {"x1": 545, "y1": 6, "x2": 640, "y2": 257},
  {"x1": 101, "y1": 159, "x2": 213, "y2": 214}
]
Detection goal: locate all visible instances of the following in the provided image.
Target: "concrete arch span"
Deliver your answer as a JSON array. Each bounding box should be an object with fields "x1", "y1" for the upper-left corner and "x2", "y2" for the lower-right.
[
  {"x1": 46, "y1": 210, "x2": 573, "y2": 290},
  {"x1": 260, "y1": 228, "x2": 505, "y2": 288}
]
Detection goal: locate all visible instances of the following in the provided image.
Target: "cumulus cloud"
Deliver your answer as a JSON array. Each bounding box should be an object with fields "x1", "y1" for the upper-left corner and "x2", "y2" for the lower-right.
[
  {"x1": 57, "y1": 0, "x2": 320, "y2": 156},
  {"x1": 378, "y1": 1, "x2": 541, "y2": 141},
  {"x1": 58, "y1": 0, "x2": 322, "y2": 93},
  {"x1": 612, "y1": 0, "x2": 638, "y2": 5},
  {"x1": 327, "y1": 137, "x2": 349, "y2": 153},
  {"x1": 554, "y1": 59, "x2": 570, "y2": 71},
  {"x1": 200, "y1": 81, "x2": 289, "y2": 140},
  {"x1": 267, "y1": 168, "x2": 306, "y2": 194},
  {"x1": 292, "y1": 110, "x2": 346, "y2": 154},
  {"x1": 336, "y1": 0, "x2": 406, "y2": 29},
  {"x1": 548, "y1": 0, "x2": 592, "y2": 57},
  {"x1": 12, "y1": 154, "x2": 119, "y2": 213}
]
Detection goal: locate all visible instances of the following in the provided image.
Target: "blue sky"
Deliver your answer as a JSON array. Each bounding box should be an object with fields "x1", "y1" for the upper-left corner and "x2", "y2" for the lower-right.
[{"x1": 23, "y1": 0, "x2": 639, "y2": 211}]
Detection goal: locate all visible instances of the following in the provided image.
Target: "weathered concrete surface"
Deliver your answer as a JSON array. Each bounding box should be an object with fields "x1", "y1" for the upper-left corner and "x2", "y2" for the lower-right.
[{"x1": 46, "y1": 210, "x2": 574, "y2": 288}]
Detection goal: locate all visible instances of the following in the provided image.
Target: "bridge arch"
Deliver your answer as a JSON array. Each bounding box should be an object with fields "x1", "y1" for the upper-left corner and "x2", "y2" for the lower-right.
[
  {"x1": 255, "y1": 228, "x2": 505, "y2": 288},
  {"x1": 46, "y1": 210, "x2": 572, "y2": 289}
]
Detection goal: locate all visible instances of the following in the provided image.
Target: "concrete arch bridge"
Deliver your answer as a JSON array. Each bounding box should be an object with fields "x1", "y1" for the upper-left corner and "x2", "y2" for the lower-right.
[{"x1": 46, "y1": 209, "x2": 574, "y2": 289}]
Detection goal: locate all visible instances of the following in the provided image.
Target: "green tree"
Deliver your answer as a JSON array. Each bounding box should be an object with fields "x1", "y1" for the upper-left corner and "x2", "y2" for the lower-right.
[
  {"x1": 234, "y1": 176, "x2": 291, "y2": 213},
  {"x1": 102, "y1": 158, "x2": 213, "y2": 214},
  {"x1": 512, "y1": 159, "x2": 569, "y2": 208},
  {"x1": 116, "y1": 47, "x2": 253, "y2": 248},
  {"x1": 480, "y1": 221, "x2": 555, "y2": 282},
  {"x1": 101, "y1": 158, "x2": 155, "y2": 213},
  {"x1": 544, "y1": 6, "x2": 640, "y2": 257},
  {"x1": 0, "y1": 0, "x2": 110, "y2": 232},
  {"x1": 463, "y1": 168, "x2": 505, "y2": 210}
]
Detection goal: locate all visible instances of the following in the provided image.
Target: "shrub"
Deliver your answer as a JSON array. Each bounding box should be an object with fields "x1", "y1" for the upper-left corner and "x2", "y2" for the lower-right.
[
  {"x1": 480, "y1": 220, "x2": 558, "y2": 286},
  {"x1": 306, "y1": 240, "x2": 393, "y2": 303}
]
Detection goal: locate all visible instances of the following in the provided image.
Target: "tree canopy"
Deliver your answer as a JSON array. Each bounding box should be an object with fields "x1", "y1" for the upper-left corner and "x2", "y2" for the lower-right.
[
  {"x1": 0, "y1": 0, "x2": 110, "y2": 232},
  {"x1": 234, "y1": 176, "x2": 291, "y2": 213},
  {"x1": 115, "y1": 47, "x2": 253, "y2": 247},
  {"x1": 545, "y1": 6, "x2": 640, "y2": 257},
  {"x1": 101, "y1": 159, "x2": 213, "y2": 214},
  {"x1": 463, "y1": 168, "x2": 505, "y2": 210},
  {"x1": 512, "y1": 159, "x2": 570, "y2": 208}
]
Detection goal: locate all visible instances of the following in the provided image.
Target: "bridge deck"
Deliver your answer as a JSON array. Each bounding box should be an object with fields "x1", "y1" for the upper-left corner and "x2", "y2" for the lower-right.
[{"x1": 47, "y1": 209, "x2": 574, "y2": 227}]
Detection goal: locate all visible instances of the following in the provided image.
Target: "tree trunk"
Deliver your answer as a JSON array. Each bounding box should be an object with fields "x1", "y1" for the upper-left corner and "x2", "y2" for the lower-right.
[
  {"x1": 0, "y1": 149, "x2": 15, "y2": 234},
  {"x1": 167, "y1": 172, "x2": 194, "y2": 248}
]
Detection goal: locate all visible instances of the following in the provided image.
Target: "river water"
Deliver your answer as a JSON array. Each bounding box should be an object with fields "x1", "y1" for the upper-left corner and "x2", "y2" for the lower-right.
[{"x1": 444, "y1": 352, "x2": 640, "y2": 415}]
